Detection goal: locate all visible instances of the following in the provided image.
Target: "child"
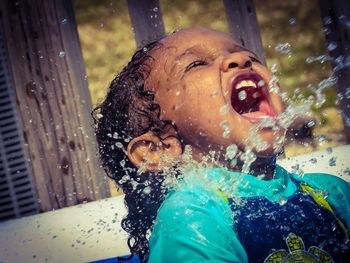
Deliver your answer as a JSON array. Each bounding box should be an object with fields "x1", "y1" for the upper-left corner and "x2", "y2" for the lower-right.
[{"x1": 93, "y1": 28, "x2": 350, "y2": 262}]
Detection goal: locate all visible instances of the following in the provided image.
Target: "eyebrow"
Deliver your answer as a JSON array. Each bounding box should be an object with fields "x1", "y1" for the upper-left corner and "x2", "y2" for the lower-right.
[
  {"x1": 175, "y1": 44, "x2": 254, "y2": 60},
  {"x1": 175, "y1": 45, "x2": 204, "y2": 61},
  {"x1": 168, "y1": 45, "x2": 204, "y2": 73},
  {"x1": 170, "y1": 44, "x2": 258, "y2": 73}
]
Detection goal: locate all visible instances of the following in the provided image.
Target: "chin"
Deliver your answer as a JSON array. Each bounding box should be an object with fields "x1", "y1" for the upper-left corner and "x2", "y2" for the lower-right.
[{"x1": 250, "y1": 130, "x2": 286, "y2": 158}]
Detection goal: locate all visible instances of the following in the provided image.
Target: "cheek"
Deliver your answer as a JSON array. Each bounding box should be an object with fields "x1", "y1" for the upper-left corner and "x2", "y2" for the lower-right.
[{"x1": 252, "y1": 64, "x2": 272, "y2": 82}]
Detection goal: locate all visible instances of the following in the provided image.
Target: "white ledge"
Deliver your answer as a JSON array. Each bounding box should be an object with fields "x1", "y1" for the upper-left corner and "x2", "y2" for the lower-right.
[{"x1": 0, "y1": 145, "x2": 349, "y2": 263}]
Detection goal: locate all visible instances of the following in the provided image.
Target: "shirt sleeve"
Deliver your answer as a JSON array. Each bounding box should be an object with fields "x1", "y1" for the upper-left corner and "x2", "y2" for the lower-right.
[
  {"x1": 301, "y1": 173, "x2": 350, "y2": 231},
  {"x1": 148, "y1": 184, "x2": 248, "y2": 263}
]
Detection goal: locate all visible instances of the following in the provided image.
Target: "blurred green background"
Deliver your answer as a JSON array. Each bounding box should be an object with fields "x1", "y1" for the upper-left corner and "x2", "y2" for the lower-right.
[{"x1": 73, "y1": 0, "x2": 346, "y2": 157}]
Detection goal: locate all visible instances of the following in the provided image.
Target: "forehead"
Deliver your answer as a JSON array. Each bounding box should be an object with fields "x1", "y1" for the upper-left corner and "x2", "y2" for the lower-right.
[{"x1": 151, "y1": 28, "x2": 244, "y2": 63}]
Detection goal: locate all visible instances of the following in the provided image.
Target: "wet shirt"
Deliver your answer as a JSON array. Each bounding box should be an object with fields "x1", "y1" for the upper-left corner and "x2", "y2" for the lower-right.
[{"x1": 148, "y1": 166, "x2": 350, "y2": 262}]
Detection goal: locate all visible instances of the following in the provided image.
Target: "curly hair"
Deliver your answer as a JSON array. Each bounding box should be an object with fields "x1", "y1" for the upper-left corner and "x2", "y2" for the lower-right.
[{"x1": 92, "y1": 40, "x2": 173, "y2": 262}]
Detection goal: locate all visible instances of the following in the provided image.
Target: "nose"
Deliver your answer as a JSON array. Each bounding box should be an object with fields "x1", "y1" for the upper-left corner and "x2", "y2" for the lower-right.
[{"x1": 221, "y1": 53, "x2": 252, "y2": 71}]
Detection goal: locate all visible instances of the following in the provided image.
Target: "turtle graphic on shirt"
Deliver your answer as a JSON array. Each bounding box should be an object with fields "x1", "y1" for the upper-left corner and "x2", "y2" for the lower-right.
[{"x1": 264, "y1": 233, "x2": 333, "y2": 263}]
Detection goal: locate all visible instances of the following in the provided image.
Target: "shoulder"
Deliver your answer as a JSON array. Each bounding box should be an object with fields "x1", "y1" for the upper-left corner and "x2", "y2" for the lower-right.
[
  {"x1": 294, "y1": 172, "x2": 350, "y2": 194},
  {"x1": 149, "y1": 182, "x2": 248, "y2": 262},
  {"x1": 156, "y1": 182, "x2": 232, "y2": 226}
]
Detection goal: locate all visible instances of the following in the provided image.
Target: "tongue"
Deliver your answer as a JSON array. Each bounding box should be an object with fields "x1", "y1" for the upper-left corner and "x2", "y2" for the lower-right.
[
  {"x1": 241, "y1": 101, "x2": 276, "y2": 120},
  {"x1": 258, "y1": 100, "x2": 276, "y2": 117}
]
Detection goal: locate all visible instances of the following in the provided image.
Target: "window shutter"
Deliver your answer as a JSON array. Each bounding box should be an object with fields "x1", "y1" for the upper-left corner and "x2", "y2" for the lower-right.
[{"x1": 0, "y1": 30, "x2": 39, "y2": 222}]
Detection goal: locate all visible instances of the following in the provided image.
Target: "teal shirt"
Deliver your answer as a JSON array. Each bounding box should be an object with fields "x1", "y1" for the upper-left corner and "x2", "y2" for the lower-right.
[{"x1": 148, "y1": 166, "x2": 350, "y2": 262}]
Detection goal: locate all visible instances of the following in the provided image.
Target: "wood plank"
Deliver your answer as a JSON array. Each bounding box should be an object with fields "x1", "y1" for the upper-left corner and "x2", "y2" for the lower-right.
[
  {"x1": 0, "y1": 0, "x2": 110, "y2": 212},
  {"x1": 127, "y1": 0, "x2": 165, "y2": 47},
  {"x1": 223, "y1": 0, "x2": 266, "y2": 64},
  {"x1": 319, "y1": 0, "x2": 350, "y2": 142}
]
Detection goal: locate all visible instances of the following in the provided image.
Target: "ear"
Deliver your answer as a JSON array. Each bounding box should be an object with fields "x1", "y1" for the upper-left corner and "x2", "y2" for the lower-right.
[{"x1": 127, "y1": 131, "x2": 182, "y2": 172}]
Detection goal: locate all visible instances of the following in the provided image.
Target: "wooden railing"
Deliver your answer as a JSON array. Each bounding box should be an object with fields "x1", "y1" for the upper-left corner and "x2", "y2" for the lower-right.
[{"x1": 0, "y1": 0, "x2": 109, "y2": 216}]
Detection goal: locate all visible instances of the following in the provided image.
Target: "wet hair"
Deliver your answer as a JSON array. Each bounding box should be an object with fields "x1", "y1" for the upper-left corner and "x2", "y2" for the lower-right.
[{"x1": 92, "y1": 40, "x2": 172, "y2": 262}]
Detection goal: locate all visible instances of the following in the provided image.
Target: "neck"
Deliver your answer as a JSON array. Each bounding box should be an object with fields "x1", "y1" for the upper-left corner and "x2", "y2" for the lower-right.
[
  {"x1": 249, "y1": 155, "x2": 277, "y2": 180},
  {"x1": 189, "y1": 145, "x2": 277, "y2": 179}
]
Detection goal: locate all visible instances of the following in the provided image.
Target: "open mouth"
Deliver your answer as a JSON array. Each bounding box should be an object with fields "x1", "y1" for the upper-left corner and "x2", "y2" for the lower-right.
[{"x1": 230, "y1": 72, "x2": 276, "y2": 122}]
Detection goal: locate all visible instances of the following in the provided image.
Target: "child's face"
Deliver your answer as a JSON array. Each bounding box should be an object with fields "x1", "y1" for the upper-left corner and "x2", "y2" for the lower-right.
[{"x1": 145, "y1": 28, "x2": 285, "y2": 158}]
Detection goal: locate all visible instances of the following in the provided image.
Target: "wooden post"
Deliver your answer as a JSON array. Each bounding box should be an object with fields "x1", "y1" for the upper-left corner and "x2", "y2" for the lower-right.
[
  {"x1": 127, "y1": 0, "x2": 165, "y2": 48},
  {"x1": 223, "y1": 0, "x2": 266, "y2": 64},
  {"x1": 319, "y1": 0, "x2": 350, "y2": 142},
  {"x1": 0, "y1": 0, "x2": 109, "y2": 212}
]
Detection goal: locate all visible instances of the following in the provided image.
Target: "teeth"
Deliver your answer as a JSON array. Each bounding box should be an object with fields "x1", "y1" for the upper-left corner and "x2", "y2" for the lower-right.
[{"x1": 235, "y1": 80, "x2": 257, "y2": 89}]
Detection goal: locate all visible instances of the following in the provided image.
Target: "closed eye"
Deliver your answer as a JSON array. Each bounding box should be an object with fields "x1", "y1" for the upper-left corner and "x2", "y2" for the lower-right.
[
  {"x1": 249, "y1": 56, "x2": 262, "y2": 64},
  {"x1": 185, "y1": 60, "x2": 208, "y2": 72}
]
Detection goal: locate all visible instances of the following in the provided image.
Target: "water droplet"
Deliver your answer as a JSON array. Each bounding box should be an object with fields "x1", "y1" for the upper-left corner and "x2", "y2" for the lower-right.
[
  {"x1": 335, "y1": 55, "x2": 344, "y2": 65},
  {"x1": 288, "y1": 18, "x2": 297, "y2": 25},
  {"x1": 278, "y1": 196, "x2": 287, "y2": 205},
  {"x1": 345, "y1": 117, "x2": 350, "y2": 127},
  {"x1": 225, "y1": 144, "x2": 238, "y2": 159},
  {"x1": 230, "y1": 158, "x2": 237, "y2": 167},
  {"x1": 238, "y1": 90, "x2": 247, "y2": 100},
  {"x1": 223, "y1": 130, "x2": 231, "y2": 138},
  {"x1": 220, "y1": 104, "x2": 230, "y2": 115},
  {"x1": 314, "y1": 91, "x2": 326, "y2": 108},
  {"x1": 327, "y1": 41, "x2": 337, "y2": 52},
  {"x1": 153, "y1": 7, "x2": 158, "y2": 12},
  {"x1": 258, "y1": 80, "x2": 265, "y2": 87},
  {"x1": 309, "y1": 158, "x2": 317, "y2": 164},
  {"x1": 115, "y1": 142, "x2": 123, "y2": 149},
  {"x1": 113, "y1": 132, "x2": 119, "y2": 139},
  {"x1": 59, "y1": 51, "x2": 65, "y2": 58},
  {"x1": 268, "y1": 75, "x2": 280, "y2": 94},
  {"x1": 329, "y1": 157, "x2": 337, "y2": 167},
  {"x1": 143, "y1": 186, "x2": 151, "y2": 194},
  {"x1": 220, "y1": 120, "x2": 231, "y2": 138},
  {"x1": 305, "y1": 55, "x2": 330, "y2": 64},
  {"x1": 306, "y1": 119, "x2": 316, "y2": 128},
  {"x1": 240, "y1": 147, "x2": 256, "y2": 174},
  {"x1": 271, "y1": 63, "x2": 278, "y2": 73},
  {"x1": 275, "y1": 42, "x2": 291, "y2": 55},
  {"x1": 323, "y1": 27, "x2": 331, "y2": 35},
  {"x1": 345, "y1": 87, "x2": 350, "y2": 99},
  {"x1": 211, "y1": 91, "x2": 219, "y2": 97},
  {"x1": 323, "y1": 16, "x2": 332, "y2": 25},
  {"x1": 61, "y1": 18, "x2": 68, "y2": 25},
  {"x1": 96, "y1": 113, "x2": 103, "y2": 119},
  {"x1": 318, "y1": 75, "x2": 337, "y2": 90}
]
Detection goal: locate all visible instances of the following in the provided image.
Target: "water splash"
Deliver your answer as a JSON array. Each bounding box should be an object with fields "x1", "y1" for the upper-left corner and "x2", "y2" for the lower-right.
[
  {"x1": 305, "y1": 55, "x2": 331, "y2": 64},
  {"x1": 268, "y1": 75, "x2": 280, "y2": 94},
  {"x1": 275, "y1": 42, "x2": 292, "y2": 55},
  {"x1": 225, "y1": 144, "x2": 238, "y2": 160},
  {"x1": 220, "y1": 120, "x2": 232, "y2": 138},
  {"x1": 238, "y1": 90, "x2": 247, "y2": 100},
  {"x1": 240, "y1": 147, "x2": 256, "y2": 174},
  {"x1": 220, "y1": 104, "x2": 230, "y2": 115},
  {"x1": 288, "y1": 18, "x2": 297, "y2": 26},
  {"x1": 312, "y1": 75, "x2": 337, "y2": 108},
  {"x1": 327, "y1": 42, "x2": 337, "y2": 52}
]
